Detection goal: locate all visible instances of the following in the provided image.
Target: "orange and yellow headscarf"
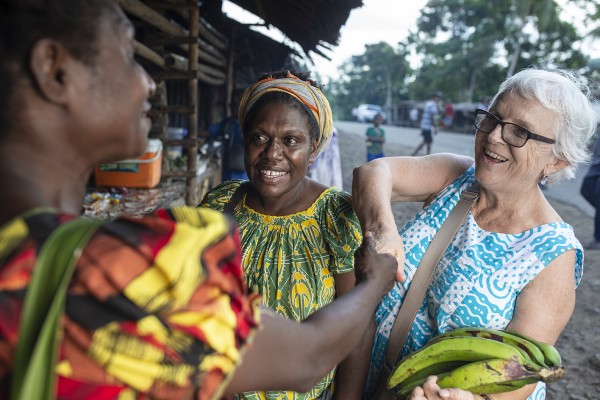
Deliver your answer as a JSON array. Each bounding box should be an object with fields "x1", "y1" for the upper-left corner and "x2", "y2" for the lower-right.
[{"x1": 238, "y1": 71, "x2": 333, "y2": 157}]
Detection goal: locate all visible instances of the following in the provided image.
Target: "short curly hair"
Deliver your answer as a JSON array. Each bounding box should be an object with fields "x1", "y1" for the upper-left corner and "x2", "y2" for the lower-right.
[
  {"x1": 489, "y1": 68, "x2": 598, "y2": 183},
  {"x1": 0, "y1": 0, "x2": 124, "y2": 139}
]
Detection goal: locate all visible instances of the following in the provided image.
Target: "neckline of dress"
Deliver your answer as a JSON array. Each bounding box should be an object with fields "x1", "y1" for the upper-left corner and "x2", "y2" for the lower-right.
[{"x1": 239, "y1": 186, "x2": 337, "y2": 219}]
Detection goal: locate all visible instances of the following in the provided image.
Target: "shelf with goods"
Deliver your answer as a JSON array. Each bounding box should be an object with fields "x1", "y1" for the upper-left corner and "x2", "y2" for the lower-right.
[{"x1": 115, "y1": 0, "x2": 229, "y2": 207}]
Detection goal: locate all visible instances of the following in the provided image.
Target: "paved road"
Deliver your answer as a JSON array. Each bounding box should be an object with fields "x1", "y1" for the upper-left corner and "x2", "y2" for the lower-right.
[{"x1": 335, "y1": 120, "x2": 594, "y2": 218}]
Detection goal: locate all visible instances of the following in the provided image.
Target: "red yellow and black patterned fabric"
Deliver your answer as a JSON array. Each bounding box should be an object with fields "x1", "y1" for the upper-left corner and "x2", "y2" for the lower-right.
[{"x1": 0, "y1": 207, "x2": 260, "y2": 400}]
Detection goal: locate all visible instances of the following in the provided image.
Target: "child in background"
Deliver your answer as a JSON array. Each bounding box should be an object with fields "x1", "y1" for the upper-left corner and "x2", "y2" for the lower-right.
[{"x1": 366, "y1": 113, "x2": 386, "y2": 162}]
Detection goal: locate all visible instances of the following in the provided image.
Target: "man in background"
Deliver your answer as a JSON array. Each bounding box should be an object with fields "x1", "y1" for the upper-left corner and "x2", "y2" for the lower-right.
[{"x1": 411, "y1": 92, "x2": 441, "y2": 156}]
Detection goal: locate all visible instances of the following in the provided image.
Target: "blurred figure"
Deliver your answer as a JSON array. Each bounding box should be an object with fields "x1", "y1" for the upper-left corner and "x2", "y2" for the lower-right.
[
  {"x1": 208, "y1": 89, "x2": 248, "y2": 181},
  {"x1": 581, "y1": 134, "x2": 600, "y2": 249},
  {"x1": 366, "y1": 113, "x2": 386, "y2": 162},
  {"x1": 409, "y1": 106, "x2": 419, "y2": 128},
  {"x1": 443, "y1": 101, "x2": 455, "y2": 130},
  {"x1": 308, "y1": 125, "x2": 343, "y2": 189},
  {"x1": 411, "y1": 92, "x2": 441, "y2": 156}
]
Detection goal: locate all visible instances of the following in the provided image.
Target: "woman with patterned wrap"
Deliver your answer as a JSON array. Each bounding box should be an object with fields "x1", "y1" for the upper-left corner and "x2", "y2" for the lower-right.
[
  {"x1": 0, "y1": 1, "x2": 400, "y2": 399},
  {"x1": 201, "y1": 71, "x2": 363, "y2": 400},
  {"x1": 351, "y1": 68, "x2": 598, "y2": 400}
]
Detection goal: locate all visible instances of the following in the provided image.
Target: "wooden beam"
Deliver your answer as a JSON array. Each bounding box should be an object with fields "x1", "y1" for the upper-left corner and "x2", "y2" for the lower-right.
[
  {"x1": 116, "y1": 0, "x2": 184, "y2": 37},
  {"x1": 133, "y1": 40, "x2": 166, "y2": 68}
]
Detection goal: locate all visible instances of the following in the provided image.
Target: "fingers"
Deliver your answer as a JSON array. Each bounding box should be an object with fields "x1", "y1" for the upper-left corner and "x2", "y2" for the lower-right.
[
  {"x1": 408, "y1": 375, "x2": 475, "y2": 400},
  {"x1": 363, "y1": 230, "x2": 406, "y2": 282}
]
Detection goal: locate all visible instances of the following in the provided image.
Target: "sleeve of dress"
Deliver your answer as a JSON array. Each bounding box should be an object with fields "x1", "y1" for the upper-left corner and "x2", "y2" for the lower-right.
[
  {"x1": 320, "y1": 190, "x2": 363, "y2": 274},
  {"x1": 198, "y1": 180, "x2": 242, "y2": 211},
  {"x1": 61, "y1": 206, "x2": 260, "y2": 399}
]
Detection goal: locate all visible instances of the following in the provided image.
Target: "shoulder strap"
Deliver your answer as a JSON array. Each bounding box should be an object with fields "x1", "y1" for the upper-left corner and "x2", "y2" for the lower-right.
[
  {"x1": 374, "y1": 181, "x2": 480, "y2": 396},
  {"x1": 10, "y1": 218, "x2": 103, "y2": 400},
  {"x1": 223, "y1": 181, "x2": 250, "y2": 215}
]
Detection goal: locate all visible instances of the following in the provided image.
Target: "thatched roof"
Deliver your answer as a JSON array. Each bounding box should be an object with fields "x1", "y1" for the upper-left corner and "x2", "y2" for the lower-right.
[{"x1": 226, "y1": 0, "x2": 363, "y2": 58}]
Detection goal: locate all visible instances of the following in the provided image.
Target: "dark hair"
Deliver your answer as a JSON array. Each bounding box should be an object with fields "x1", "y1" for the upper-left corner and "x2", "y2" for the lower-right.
[
  {"x1": 243, "y1": 70, "x2": 321, "y2": 141},
  {"x1": 0, "y1": 0, "x2": 123, "y2": 139},
  {"x1": 258, "y1": 70, "x2": 322, "y2": 90}
]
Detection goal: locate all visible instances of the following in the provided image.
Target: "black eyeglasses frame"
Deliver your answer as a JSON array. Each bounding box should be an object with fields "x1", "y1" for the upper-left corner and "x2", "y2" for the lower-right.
[{"x1": 473, "y1": 109, "x2": 556, "y2": 148}]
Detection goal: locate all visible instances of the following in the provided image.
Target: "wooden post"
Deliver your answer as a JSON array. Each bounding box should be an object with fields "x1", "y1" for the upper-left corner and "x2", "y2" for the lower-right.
[
  {"x1": 185, "y1": 3, "x2": 199, "y2": 205},
  {"x1": 225, "y1": 26, "x2": 236, "y2": 117}
]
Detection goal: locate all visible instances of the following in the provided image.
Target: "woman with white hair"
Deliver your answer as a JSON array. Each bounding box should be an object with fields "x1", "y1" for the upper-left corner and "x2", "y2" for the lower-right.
[{"x1": 351, "y1": 68, "x2": 598, "y2": 400}]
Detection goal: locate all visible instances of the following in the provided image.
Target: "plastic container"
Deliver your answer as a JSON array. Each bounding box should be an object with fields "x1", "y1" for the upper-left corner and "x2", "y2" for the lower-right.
[
  {"x1": 94, "y1": 139, "x2": 163, "y2": 188},
  {"x1": 167, "y1": 127, "x2": 188, "y2": 158}
]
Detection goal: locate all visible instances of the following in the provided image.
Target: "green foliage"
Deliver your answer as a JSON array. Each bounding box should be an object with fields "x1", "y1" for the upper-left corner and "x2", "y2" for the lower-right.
[
  {"x1": 408, "y1": 0, "x2": 591, "y2": 103},
  {"x1": 330, "y1": 0, "x2": 597, "y2": 115},
  {"x1": 324, "y1": 42, "x2": 411, "y2": 120}
]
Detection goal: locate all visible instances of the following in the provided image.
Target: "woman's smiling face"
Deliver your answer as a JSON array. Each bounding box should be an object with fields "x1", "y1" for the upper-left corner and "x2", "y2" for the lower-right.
[
  {"x1": 474, "y1": 92, "x2": 565, "y2": 191},
  {"x1": 244, "y1": 101, "x2": 318, "y2": 201}
]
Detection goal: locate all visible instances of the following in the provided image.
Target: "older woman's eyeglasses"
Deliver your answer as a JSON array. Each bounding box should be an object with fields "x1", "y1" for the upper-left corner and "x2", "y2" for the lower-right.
[{"x1": 473, "y1": 109, "x2": 555, "y2": 148}]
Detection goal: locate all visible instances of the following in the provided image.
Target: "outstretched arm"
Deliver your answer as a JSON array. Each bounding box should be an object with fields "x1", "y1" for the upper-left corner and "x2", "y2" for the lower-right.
[
  {"x1": 352, "y1": 154, "x2": 473, "y2": 277},
  {"x1": 225, "y1": 235, "x2": 398, "y2": 395}
]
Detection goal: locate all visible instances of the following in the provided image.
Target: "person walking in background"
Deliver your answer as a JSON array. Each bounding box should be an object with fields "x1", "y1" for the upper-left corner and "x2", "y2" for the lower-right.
[
  {"x1": 581, "y1": 133, "x2": 600, "y2": 249},
  {"x1": 411, "y1": 92, "x2": 441, "y2": 156},
  {"x1": 366, "y1": 113, "x2": 386, "y2": 162},
  {"x1": 443, "y1": 101, "x2": 455, "y2": 131},
  {"x1": 208, "y1": 89, "x2": 248, "y2": 181}
]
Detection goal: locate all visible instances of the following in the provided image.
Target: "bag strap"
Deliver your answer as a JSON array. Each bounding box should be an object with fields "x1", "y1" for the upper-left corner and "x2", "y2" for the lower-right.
[
  {"x1": 10, "y1": 218, "x2": 103, "y2": 400},
  {"x1": 223, "y1": 181, "x2": 250, "y2": 214},
  {"x1": 375, "y1": 181, "x2": 480, "y2": 396}
]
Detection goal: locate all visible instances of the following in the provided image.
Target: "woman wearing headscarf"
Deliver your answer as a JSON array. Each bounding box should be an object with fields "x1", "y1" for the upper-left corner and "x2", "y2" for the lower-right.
[{"x1": 200, "y1": 71, "x2": 362, "y2": 400}]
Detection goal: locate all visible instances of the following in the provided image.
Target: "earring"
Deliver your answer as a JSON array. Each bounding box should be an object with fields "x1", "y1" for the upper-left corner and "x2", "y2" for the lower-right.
[{"x1": 539, "y1": 176, "x2": 548, "y2": 186}]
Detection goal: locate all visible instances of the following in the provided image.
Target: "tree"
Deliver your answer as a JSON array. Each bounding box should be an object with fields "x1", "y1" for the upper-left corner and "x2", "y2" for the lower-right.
[
  {"x1": 409, "y1": 0, "x2": 590, "y2": 103},
  {"x1": 324, "y1": 42, "x2": 411, "y2": 120}
]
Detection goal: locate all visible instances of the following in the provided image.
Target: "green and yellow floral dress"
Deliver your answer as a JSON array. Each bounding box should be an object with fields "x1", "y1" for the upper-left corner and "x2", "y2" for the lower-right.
[{"x1": 200, "y1": 180, "x2": 362, "y2": 400}]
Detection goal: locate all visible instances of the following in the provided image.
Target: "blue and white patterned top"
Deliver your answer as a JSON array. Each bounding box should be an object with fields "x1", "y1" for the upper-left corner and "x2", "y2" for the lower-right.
[
  {"x1": 364, "y1": 166, "x2": 583, "y2": 400},
  {"x1": 420, "y1": 99, "x2": 439, "y2": 131}
]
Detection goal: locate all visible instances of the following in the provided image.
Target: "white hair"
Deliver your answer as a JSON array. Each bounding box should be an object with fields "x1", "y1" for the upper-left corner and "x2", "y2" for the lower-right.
[{"x1": 489, "y1": 68, "x2": 598, "y2": 183}]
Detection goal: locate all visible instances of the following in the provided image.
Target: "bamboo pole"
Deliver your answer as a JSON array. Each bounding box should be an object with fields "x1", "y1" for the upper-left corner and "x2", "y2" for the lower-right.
[
  {"x1": 170, "y1": 8, "x2": 229, "y2": 51},
  {"x1": 225, "y1": 27, "x2": 236, "y2": 117},
  {"x1": 164, "y1": 53, "x2": 226, "y2": 80},
  {"x1": 116, "y1": 0, "x2": 227, "y2": 67},
  {"x1": 116, "y1": 0, "x2": 183, "y2": 37},
  {"x1": 186, "y1": 4, "x2": 199, "y2": 205},
  {"x1": 133, "y1": 40, "x2": 166, "y2": 68}
]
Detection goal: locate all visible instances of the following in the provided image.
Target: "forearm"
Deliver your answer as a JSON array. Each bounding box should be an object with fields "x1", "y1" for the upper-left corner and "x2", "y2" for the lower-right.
[
  {"x1": 352, "y1": 161, "x2": 397, "y2": 235},
  {"x1": 226, "y1": 279, "x2": 391, "y2": 395},
  {"x1": 333, "y1": 319, "x2": 376, "y2": 400}
]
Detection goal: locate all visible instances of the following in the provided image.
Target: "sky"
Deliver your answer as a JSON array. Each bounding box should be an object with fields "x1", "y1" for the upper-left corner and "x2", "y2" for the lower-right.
[
  {"x1": 222, "y1": 0, "x2": 427, "y2": 81},
  {"x1": 223, "y1": 0, "x2": 600, "y2": 82}
]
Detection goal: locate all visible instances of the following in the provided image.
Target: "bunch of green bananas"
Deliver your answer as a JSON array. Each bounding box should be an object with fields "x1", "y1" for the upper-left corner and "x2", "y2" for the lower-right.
[{"x1": 387, "y1": 327, "x2": 566, "y2": 398}]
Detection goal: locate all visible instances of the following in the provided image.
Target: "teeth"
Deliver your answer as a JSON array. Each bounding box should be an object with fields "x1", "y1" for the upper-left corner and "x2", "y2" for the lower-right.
[
  {"x1": 485, "y1": 149, "x2": 508, "y2": 162},
  {"x1": 259, "y1": 170, "x2": 286, "y2": 177}
]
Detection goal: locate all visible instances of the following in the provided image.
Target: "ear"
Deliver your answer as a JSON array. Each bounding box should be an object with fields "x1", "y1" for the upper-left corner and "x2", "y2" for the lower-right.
[
  {"x1": 308, "y1": 138, "x2": 319, "y2": 163},
  {"x1": 543, "y1": 157, "x2": 569, "y2": 177},
  {"x1": 29, "y1": 39, "x2": 74, "y2": 104}
]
